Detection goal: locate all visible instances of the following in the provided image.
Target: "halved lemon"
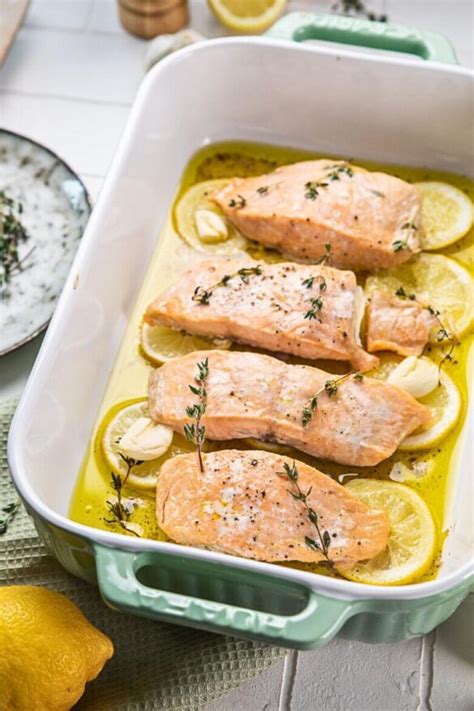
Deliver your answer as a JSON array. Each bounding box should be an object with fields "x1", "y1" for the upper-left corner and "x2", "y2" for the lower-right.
[
  {"x1": 140, "y1": 322, "x2": 231, "y2": 365},
  {"x1": 365, "y1": 253, "x2": 474, "y2": 338},
  {"x1": 340, "y1": 479, "x2": 437, "y2": 586},
  {"x1": 416, "y1": 181, "x2": 473, "y2": 250},
  {"x1": 399, "y1": 371, "x2": 462, "y2": 451},
  {"x1": 101, "y1": 401, "x2": 193, "y2": 490},
  {"x1": 174, "y1": 180, "x2": 248, "y2": 254},
  {"x1": 208, "y1": 0, "x2": 287, "y2": 33}
]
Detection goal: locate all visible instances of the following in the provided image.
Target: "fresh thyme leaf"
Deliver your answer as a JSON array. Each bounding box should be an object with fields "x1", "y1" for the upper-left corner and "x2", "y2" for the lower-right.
[
  {"x1": 229, "y1": 194, "x2": 246, "y2": 209},
  {"x1": 315, "y1": 243, "x2": 332, "y2": 266},
  {"x1": 256, "y1": 186, "x2": 269, "y2": 195},
  {"x1": 279, "y1": 461, "x2": 333, "y2": 567},
  {"x1": 192, "y1": 266, "x2": 263, "y2": 305},
  {"x1": 392, "y1": 239, "x2": 410, "y2": 253},
  {"x1": 401, "y1": 221, "x2": 418, "y2": 231},
  {"x1": 304, "y1": 297, "x2": 323, "y2": 320},
  {"x1": 184, "y1": 358, "x2": 209, "y2": 472},
  {"x1": 301, "y1": 371, "x2": 361, "y2": 428},
  {"x1": 371, "y1": 189, "x2": 385, "y2": 198}
]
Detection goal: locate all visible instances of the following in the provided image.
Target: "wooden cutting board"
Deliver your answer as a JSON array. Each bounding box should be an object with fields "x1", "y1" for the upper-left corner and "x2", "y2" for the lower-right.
[{"x1": 0, "y1": 0, "x2": 30, "y2": 65}]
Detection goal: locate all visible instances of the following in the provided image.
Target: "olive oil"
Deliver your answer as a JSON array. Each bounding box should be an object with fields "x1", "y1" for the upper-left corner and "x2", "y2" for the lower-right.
[{"x1": 69, "y1": 141, "x2": 473, "y2": 583}]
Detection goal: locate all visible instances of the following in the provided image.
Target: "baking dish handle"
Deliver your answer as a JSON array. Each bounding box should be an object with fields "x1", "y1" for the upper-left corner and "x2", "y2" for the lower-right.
[
  {"x1": 94, "y1": 545, "x2": 357, "y2": 649},
  {"x1": 266, "y1": 12, "x2": 458, "y2": 65}
]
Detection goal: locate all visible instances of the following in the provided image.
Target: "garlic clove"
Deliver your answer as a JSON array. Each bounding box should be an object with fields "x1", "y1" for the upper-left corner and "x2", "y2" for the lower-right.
[
  {"x1": 387, "y1": 356, "x2": 439, "y2": 399},
  {"x1": 389, "y1": 461, "x2": 429, "y2": 482},
  {"x1": 118, "y1": 417, "x2": 173, "y2": 461},
  {"x1": 195, "y1": 209, "x2": 229, "y2": 243}
]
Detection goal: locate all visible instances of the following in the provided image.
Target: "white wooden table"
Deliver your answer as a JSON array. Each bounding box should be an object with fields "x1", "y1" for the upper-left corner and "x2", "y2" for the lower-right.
[{"x1": 0, "y1": 1, "x2": 472, "y2": 709}]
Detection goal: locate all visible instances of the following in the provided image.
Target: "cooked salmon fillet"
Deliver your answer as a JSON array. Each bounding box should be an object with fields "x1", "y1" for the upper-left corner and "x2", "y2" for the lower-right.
[
  {"x1": 156, "y1": 450, "x2": 389, "y2": 567},
  {"x1": 213, "y1": 160, "x2": 422, "y2": 271},
  {"x1": 149, "y1": 350, "x2": 431, "y2": 467},
  {"x1": 144, "y1": 257, "x2": 378, "y2": 371},
  {"x1": 367, "y1": 290, "x2": 438, "y2": 356}
]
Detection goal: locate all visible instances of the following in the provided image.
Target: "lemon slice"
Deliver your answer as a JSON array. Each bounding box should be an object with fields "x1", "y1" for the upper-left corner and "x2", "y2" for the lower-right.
[
  {"x1": 399, "y1": 371, "x2": 461, "y2": 451},
  {"x1": 416, "y1": 181, "x2": 473, "y2": 250},
  {"x1": 340, "y1": 479, "x2": 437, "y2": 586},
  {"x1": 365, "y1": 253, "x2": 474, "y2": 338},
  {"x1": 140, "y1": 323, "x2": 231, "y2": 365},
  {"x1": 369, "y1": 356, "x2": 462, "y2": 450},
  {"x1": 208, "y1": 0, "x2": 287, "y2": 33},
  {"x1": 102, "y1": 401, "x2": 193, "y2": 490},
  {"x1": 174, "y1": 180, "x2": 248, "y2": 255}
]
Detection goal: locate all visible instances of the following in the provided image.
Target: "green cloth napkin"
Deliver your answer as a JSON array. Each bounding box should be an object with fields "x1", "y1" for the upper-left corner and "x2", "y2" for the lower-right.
[{"x1": 0, "y1": 398, "x2": 284, "y2": 710}]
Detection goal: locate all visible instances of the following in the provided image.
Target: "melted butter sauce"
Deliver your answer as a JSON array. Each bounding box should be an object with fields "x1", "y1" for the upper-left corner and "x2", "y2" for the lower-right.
[{"x1": 69, "y1": 141, "x2": 473, "y2": 583}]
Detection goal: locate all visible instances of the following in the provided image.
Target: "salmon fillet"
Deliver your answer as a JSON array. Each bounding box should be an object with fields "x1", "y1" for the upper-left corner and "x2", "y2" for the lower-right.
[
  {"x1": 213, "y1": 160, "x2": 422, "y2": 271},
  {"x1": 156, "y1": 450, "x2": 389, "y2": 567},
  {"x1": 367, "y1": 290, "x2": 438, "y2": 356},
  {"x1": 144, "y1": 257, "x2": 378, "y2": 372},
  {"x1": 149, "y1": 350, "x2": 431, "y2": 467}
]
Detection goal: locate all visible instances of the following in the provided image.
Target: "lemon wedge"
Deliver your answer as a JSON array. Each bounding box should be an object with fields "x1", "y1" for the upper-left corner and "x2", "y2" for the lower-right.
[
  {"x1": 365, "y1": 253, "x2": 474, "y2": 338},
  {"x1": 416, "y1": 181, "x2": 473, "y2": 250},
  {"x1": 174, "y1": 180, "x2": 248, "y2": 254},
  {"x1": 102, "y1": 401, "x2": 193, "y2": 490},
  {"x1": 208, "y1": 0, "x2": 287, "y2": 33},
  {"x1": 141, "y1": 322, "x2": 231, "y2": 365},
  {"x1": 340, "y1": 479, "x2": 437, "y2": 585},
  {"x1": 399, "y1": 370, "x2": 461, "y2": 451}
]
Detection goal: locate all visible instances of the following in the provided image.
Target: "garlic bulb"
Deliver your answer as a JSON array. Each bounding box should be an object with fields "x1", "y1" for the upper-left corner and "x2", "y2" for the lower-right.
[
  {"x1": 195, "y1": 209, "x2": 228, "y2": 242},
  {"x1": 387, "y1": 356, "x2": 438, "y2": 399},
  {"x1": 118, "y1": 417, "x2": 173, "y2": 461}
]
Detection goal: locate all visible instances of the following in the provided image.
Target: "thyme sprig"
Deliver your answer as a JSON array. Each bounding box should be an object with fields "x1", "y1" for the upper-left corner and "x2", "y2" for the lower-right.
[
  {"x1": 302, "y1": 272, "x2": 327, "y2": 320},
  {"x1": 184, "y1": 358, "x2": 209, "y2": 473},
  {"x1": 392, "y1": 221, "x2": 417, "y2": 252},
  {"x1": 395, "y1": 287, "x2": 458, "y2": 374},
  {"x1": 315, "y1": 242, "x2": 332, "y2": 266},
  {"x1": 278, "y1": 461, "x2": 333, "y2": 567},
  {"x1": 0, "y1": 501, "x2": 20, "y2": 535},
  {"x1": 105, "y1": 454, "x2": 143, "y2": 536},
  {"x1": 302, "y1": 371, "x2": 362, "y2": 428},
  {"x1": 1, "y1": 191, "x2": 33, "y2": 292},
  {"x1": 192, "y1": 265, "x2": 263, "y2": 305},
  {"x1": 304, "y1": 164, "x2": 353, "y2": 201},
  {"x1": 229, "y1": 194, "x2": 246, "y2": 209}
]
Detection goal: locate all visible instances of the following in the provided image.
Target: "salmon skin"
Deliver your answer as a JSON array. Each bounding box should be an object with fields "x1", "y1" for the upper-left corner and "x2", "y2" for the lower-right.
[
  {"x1": 144, "y1": 256, "x2": 378, "y2": 372},
  {"x1": 367, "y1": 290, "x2": 438, "y2": 356},
  {"x1": 149, "y1": 350, "x2": 431, "y2": 467},
  {"x1": 156, "y1": 450, "x2": 389, "y2": 568},
  {"x1": 213, "y1": 160, "x2": 422, "y2": 271}
]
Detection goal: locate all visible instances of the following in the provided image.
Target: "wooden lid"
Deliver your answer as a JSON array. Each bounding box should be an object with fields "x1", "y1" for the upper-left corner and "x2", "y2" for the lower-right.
[{"x1": 119, "y1": 0, "x2": 188, "y2": 38}]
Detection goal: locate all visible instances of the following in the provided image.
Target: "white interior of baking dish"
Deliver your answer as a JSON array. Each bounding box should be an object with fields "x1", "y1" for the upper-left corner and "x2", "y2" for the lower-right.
[{"x1": 9, "y1": 38, "x2": 473, "y2": 597}]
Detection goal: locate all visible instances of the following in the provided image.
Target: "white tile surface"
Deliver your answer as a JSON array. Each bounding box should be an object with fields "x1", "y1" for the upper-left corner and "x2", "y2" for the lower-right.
[
  {"x1": 25, "y1": 0, "x2": 94, "y2": 30},
  {"x1": 0, "y1": 27, "x2": 145, "y2": 103},
  {"x1": 0, "y1": 92, "x2": 130, "y2": 175}
]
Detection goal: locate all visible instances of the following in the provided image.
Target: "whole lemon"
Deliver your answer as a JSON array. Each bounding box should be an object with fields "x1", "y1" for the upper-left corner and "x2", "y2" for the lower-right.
[{"x1": 0, "y1": 585, "x2": 113, "y2": 711}]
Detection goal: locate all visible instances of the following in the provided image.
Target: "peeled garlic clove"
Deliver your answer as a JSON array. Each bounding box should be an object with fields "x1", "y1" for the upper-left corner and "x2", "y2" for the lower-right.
[
  {"x1": 118, "y1": 417, "x2": 173, "y2": 461},
  {"x1": 389, "y1": 461, "x2": 429, "y2": 482},
  {"x1": 387, "y1": 356, "x2": 439, "y2": 399},
  {"x1": 145, "y1": 30, "x2": 205, "y2": 72},
  {"x1": 195, "y1": 209, "x2": 229, "y2": 243}
]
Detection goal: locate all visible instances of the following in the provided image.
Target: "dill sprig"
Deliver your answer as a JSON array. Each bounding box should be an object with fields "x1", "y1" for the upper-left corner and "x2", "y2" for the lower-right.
[
  {"x1": 0, "y1": 501, "x2": 20, "y2": 535},
  {"x1": 278, "y1": 461, "x2": 333, "y2": 567},
  {"x1": 105, "y1": 454, "x2": 143, "y2": 536},
  {"x1": 302, "y1": 371, "x2": 363, "y2": 428},
  {"x1": 184, "y1": 358, "x2": 209, "y2": 473},
  {"x1": 192, "y1": 265, "x2": 263, "y2": 305},
  {"x1": 0, "y1": 191, "x2": 34, "y2": 294}
]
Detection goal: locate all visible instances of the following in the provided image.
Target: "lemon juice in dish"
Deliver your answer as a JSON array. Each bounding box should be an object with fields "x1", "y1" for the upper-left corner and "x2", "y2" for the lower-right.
[{"x1": 69, "y1": 141, "x2": 473, "y2": 585}]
